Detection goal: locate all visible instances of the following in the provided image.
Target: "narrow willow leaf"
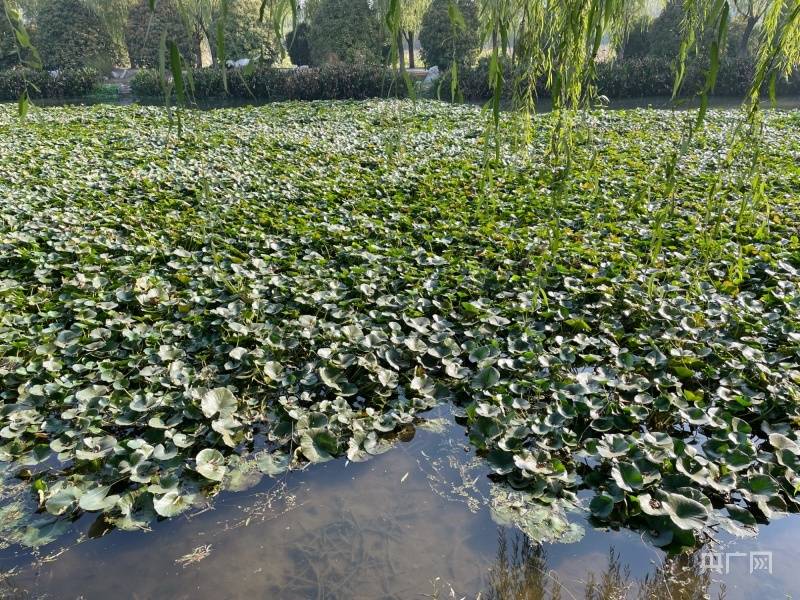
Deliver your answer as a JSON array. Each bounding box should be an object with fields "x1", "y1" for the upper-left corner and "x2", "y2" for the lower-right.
[
  {"x1": 17, "y1": 89, "x2": 29, "y2": 120},
  {"x1": 169, "y1": 41, "x2": 186, "y2": 106}
]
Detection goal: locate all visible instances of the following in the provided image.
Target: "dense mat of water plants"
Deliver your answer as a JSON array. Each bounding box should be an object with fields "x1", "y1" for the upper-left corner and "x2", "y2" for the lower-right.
[{"x1": 0, "y1": 100, "x2": 799, "y2": 551}]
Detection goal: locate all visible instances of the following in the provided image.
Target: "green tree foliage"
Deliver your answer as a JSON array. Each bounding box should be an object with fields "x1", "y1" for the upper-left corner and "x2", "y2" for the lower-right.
[
  {"x1": 619, "y1": 0, "x2": 737, "y2": 61},
  {"x1": 399, "y1": 0, "x2": 432, "y2": 68},
  {"x1": 730, "y1": 0, "x2": 767, "y2": 56},
  {"x1": 643, "y1": 0, "x2": 719, "y2": 60},
  {"x1": 308, "y1": 0, "x2": 383, "y2": 66},
  {"x1": 33, "y1": 0, "x2": 123, "y2": 70},
  {"x1": 81, "y1": 0, "x2": 136, "y2": 51},
  {"x1": 0, "y1": 10, "x2": 17, "y2": 69},
  {"x1": 418, "y1": 0, "x2": 479, "y2": 69},
  {"x1": 613, "y1": 0, "x2": 663, "y2": 60},
  {"x1": 286, "y1": 21, "x2": 311, "y2": 66},
  {"x1": 727, "y1": 14, "x2": 760, "y2": 56},
  {"x1": 375, "y1": 0, "x2": 431, "y2": 69},
  {"x1": 125, "y1": 0, "x2": 197, "y2": 68},
  {"x1": 644, "y1": 0, "x2": 685, "y2": 58},
  {"x1": 620, "y1": 17, "x2": 653, "y2": 59},
  {"x1": 218, "y1": 0, "x2": 279, "y2": 62}
]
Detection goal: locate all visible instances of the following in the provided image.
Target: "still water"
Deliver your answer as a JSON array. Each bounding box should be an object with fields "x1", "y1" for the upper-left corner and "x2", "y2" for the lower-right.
[
  {"x1": 34, "y1": 94, "x2": 800, "y2": 113},
  {"x1": 1, "y1": 404, "x2": 797, "y2": 599}
]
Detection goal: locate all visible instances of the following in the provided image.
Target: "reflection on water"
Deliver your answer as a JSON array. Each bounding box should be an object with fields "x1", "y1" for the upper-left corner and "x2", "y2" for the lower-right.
[
  {"x1": 28, "y1": 95, "x2": 800, "y2": 113},
  {"x1": 483, "y1": 534, "x2": 722, "y2": 600},
  {"x1": 0, "y1": 404, "x2": 798, "y2": 599}
]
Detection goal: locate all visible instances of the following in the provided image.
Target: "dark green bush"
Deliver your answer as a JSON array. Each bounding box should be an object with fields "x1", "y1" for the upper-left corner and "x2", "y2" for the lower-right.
[
  {"x1": 0, "y1": 68, "x2": 100, "y2": 100},
  {"x1": 33, "y1": 0, "x2": 121, "y2": 71},
  {"x1": 447, "y1": 56, "x2": 800, "y2": 102},
  {"x1": 286, "y1": 23, "x2": 312, "y2": 67},
  {"x1": 418, "y1": 0, "x2": 480, "y2": 69},
  {"x1": 131, "y1": 64, "x2": 403, "y2": 101},
  {"x1": 219, "y1": 0, "x2": 279, "y2": 63},
  {"x1": 594, "y1": 57, "x2": 782, "y2": 99},
  {"x1": 125, "y1": 0, "x2": 197, "y2": 69},
  {"x1": 645, "y1": 0, "x2": 686, "y2": 59},
  {"x1": 0, "y1": 14, "x2": 19, "y2": 70},
  {"x1": 632, "y1": 0, "x2": 718, "y2": 60},
  {"x1": 308, "y1": 0, "x2": 383, "y2": 66},
  {"x1": 619, "y1": 17, "x2": 651, "y2": 60},
  {"x1": 439, "y1": 54, "x2": 515, "y2": 101}
]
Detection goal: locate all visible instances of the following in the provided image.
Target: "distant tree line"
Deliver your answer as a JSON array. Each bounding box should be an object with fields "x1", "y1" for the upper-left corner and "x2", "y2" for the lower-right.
[
  {"x1": 618, "y1": 0, "x2": 766, "y2": 61},
  {"x1": 0, "y1": 0, "x2": 786, "y2": 98},
  {"x1": 1, "y1": 0, "x2": 280, "y2": 71},
  {"x1": 0, "y1": 0, "x2": 486, "y2": 71}
]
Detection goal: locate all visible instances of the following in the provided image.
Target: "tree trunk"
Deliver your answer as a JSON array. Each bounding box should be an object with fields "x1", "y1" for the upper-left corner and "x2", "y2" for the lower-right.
[
  {"x1": 200, "y1": 24, "x2": 216, "y2": 67},
  {"x1": 196, "y1": 34, "x2": 205, "y2": 68},
  {"x1": 396, "y1": 31, "x2": 405, "y2": 72},
  {"x1": 405, "y1": 31, "x2": 415, "y2": 69},
  {"x1": 739, "y1": 16, "x2": 758, "y2": 57}
]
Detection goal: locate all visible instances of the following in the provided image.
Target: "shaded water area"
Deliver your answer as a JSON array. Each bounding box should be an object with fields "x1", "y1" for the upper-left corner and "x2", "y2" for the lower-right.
[
  {"x1": 2, "y1": 404, "x2": 798, "y2": 599},
  {"x1": 33, "y1": 94, "x2": 800, "y2": 112}
]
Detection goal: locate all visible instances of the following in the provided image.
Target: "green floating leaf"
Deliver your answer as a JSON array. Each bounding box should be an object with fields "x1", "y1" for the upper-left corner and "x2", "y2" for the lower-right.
[
  {"x1": 201, "y1": 388, "x2": 238, "y2": 419},
  {"x1": 472, "y1": 366, "x2": 500, "y2": 390},
  {"x1": 78, "y1": 485, "x2": 119, "y2": 512},
  {"x1": 195, "y1": 448, "x2": 227, "y2": 481},
  {"x1": 153, "y1": 490, "x2": 192, "y2": 518},
  {"x1": 256, "y1": 451, "x2": 290, "y2": 476},
  {"x1": 20, "y1": 519, "x2": 70, "y2": 548},
  {"x1": 589, "y1": 493, "x2": 615, "y2": 519},
  {"x1": 300, "y1": 432, "x2": 338, "y2": 463},
  {"x1": 611, "y1": 462, "x2": 643, "y2": 492}
]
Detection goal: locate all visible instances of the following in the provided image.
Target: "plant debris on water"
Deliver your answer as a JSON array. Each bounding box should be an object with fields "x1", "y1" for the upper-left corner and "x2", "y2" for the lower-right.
[
  {"x1": 175, "y1": 544, "x2": 213, "y2": 567},
  {"x1": 0, "y1": 100, "x2": 799, "y2": 552}
]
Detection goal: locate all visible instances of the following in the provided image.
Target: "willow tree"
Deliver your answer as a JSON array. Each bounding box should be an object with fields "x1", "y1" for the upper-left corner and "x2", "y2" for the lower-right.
[
  {"x1": 126, "y1": 0, "x2": 198, "y2": 68},
  {"x1": 732, "y1": 0, "x2": 769, "y2": 53},
  {"x1": 172, "y1": 0, "x2": 279, "y2": 65},
  {"x1": 375, "y1": 0, "x2": 431, "y2": 70},
  {"x1": 81, "y1": 0, "x2": 137, "y2": 51},
  {"x1": 398, "y1": 0, "x2": 432, "y2": 69}
]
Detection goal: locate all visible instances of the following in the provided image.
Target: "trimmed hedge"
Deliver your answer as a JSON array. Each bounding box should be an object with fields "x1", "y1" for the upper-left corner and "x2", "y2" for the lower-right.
[
  {"x1": 0, "y1": 68, "x2": 100, "y2": 101},
  {"x1": 450, "y1": 56, "x2": 800, "y2": 102},
  {"x1": 130, "y1": 57, "x2": 800, "y2": 104},
  {"x1": 131, "y1": 64, "x2": 405, "y2": 100}
]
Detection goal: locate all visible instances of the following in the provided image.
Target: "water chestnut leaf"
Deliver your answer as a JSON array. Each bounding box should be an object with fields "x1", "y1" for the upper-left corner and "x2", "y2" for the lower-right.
[{"x1": 201, "y1": 388, "x2": 238, "y2": 419}]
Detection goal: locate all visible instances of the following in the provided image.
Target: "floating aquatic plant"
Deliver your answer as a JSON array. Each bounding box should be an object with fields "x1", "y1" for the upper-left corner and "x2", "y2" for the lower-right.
[{"x1": 0, "y1": 101, "x2": 798, "y2": 550}]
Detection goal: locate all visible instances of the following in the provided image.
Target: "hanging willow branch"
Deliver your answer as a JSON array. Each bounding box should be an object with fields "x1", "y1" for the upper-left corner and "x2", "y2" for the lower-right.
[
  {"x1": 4, "y1": 0, "x2": 800, "y2": 256},
  {"x1": 2, "y1": 0, "x2": 42, "y2": 118}
]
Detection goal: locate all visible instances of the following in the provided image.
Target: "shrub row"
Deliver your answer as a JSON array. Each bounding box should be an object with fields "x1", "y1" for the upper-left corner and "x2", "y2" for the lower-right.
[
  {"x1": 448, "y1": 56, "x2": 800, "y2": 102},
  {"x1": 596, "y1": 56, "x2": 800, "y2": 98},
  {"x1": 131, "y1": 57, "x2": 800, "y2": 105},
  {"x1": 132, "y1": 64, "x2": 406, "y2": 101},
  {"x1": 0, "y1": 68, "x2": 100, "y2": 101}
]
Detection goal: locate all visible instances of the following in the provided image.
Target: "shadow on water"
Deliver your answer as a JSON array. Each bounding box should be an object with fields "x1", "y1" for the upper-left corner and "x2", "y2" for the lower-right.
[
  {"x1": 28, "y1": 94, "x2": 800, "y2": 112},
  {"x1": 1, "y1": 404, "x2": 799, "y2": 599}
]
